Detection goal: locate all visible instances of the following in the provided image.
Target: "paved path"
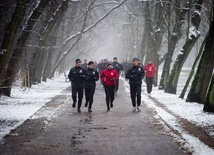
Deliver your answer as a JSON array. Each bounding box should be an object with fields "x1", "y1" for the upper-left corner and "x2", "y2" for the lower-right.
[{"x1": 0, "y1": 80, "x2": 187, "y2": 155}]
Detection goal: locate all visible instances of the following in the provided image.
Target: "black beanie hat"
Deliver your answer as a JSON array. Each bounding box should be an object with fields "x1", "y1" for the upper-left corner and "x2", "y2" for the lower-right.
[
  {"x1": 88, "y1": 61, "x2": 94, "y2": 66},
  {"x1": 75, "y1": 58, "x2": 81, "y2": 64},
  {"x1": 106, "y1": 63, "x2": 112, "y2": 67},
  {"x1": 132, "y1": 58, "x2": 138, "y2": 62}
]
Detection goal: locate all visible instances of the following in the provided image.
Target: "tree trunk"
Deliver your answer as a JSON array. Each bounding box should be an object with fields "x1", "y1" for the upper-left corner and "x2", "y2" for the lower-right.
[
  {"x1": 179, "y1": 36, "x2": 206, "y2": 99},
  {"x1": 159, "y1": 0, "x2": 187, "y2": 90},
  {"x1": 165, "y1": 0, "x2": 203, "y2": 94},
  {"x1": 1, "y1": 0, "x2": 51, "y2": 96},
  {"x1": 186, "y1": 2, "x2": 214, "y2": 103},
  {"x1": 0, "y1": 0, "x2": 28, "y2": 94},
  {"x1": 203, "y1": 74, "x2": 214, "y2": 112},
  {"x1": 144, "y1": 1, "x2": 165, "y2": 86}
]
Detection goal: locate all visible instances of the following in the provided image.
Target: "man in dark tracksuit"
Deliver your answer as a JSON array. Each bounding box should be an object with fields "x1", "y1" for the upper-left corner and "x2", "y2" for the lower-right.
[
  {"x1": 112, "y1": 57, "x2": 123, "y2": 93},
  {"x1": 126, "y1": 58, "x2": 145, "y2": 111},
  {"x1": 68, "y1": 59, "x2": 86, "y2": 113},
  {"x1": 85, "y1": 61, "x2": 99, "y2": 112}
]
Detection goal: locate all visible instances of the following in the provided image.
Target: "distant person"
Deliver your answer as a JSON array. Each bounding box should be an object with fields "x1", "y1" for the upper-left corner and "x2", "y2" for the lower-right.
[
  {"x1": 112, "y1": 57, "x2": 123, "y2": 94},
  {"x1": 100, "y1": 63, "x2": 119, "y2": 112},
  {"x1": 81, "y1": 59, "x2": 88, "y2": 70},
  {"x1": 68, "y1": 59, "x2": 86, "y2": 113},
  {"x1": 126, "y1": 58, "x2": 145, "y2": 111},
  {"x1": 85, "y1": 61, "x2": 99, "y2": 112},
  {"x1": 144, "y1": 60, "x2": 156, "y2": 96}
]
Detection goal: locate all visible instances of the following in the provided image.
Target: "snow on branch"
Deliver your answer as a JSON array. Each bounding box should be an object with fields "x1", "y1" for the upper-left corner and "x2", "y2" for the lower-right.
[
  {"x1": 189, "y1": 26, "x2": 200, "y2": 40},
  {"x1": 62, "y1": 0, "x2": 126, "y2": 46}
]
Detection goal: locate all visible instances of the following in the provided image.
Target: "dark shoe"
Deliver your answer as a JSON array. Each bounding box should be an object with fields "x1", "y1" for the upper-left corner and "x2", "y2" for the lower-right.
[
  {"x1": 77, "y1": 108, "x2": 81, "y2": 113},
  {"x1": 72, "y1": 102, "x2": 76, "y2": 108},
  {"x1": 88, "y1": 108, "x2": 92, "y2": 112},
  {"x1": 110, "y1": 103, "x2": 113, "y2": 108},
  {"x1": 85, "y1": 102, "x2": 88, "y2": 107}
]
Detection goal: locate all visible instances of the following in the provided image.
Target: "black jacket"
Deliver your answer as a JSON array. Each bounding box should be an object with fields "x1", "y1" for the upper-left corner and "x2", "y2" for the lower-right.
[
  {"x1": 85, "y1": 68, "x2": 99, "y2": 89},
  {"x1": 68, "y1": 66, "x2": 86, "y2": 88},
  {"x1": 112, "y1": 62, "x2": 123, "y2": 75},
  {"x1": 125, "y1": 65, "x2": 145, "y2": 85}
]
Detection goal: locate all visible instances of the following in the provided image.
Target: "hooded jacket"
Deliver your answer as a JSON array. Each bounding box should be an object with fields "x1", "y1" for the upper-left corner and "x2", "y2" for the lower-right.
[
  {"x1": 126, "y1": 65, "x2": 145, "y2": 85},
  {"x1": 68, "y1": 66, "x2": 86, "y2": 88},
  {"x1": 85, "y1": 68, "x2": 99, "y2": 89},
  {"x1": 144, "y1": 63, "x2": 156, "y2": 78},
  {"x1": 100, "y1": 68, "x2": 119, "y2": 86}
]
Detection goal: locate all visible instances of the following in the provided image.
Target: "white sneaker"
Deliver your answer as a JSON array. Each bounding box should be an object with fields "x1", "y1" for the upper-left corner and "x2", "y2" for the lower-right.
[
  {"x1": 133, "y1": 107, "x2": 136, "y2": 111},
  {"x1": 148, "y1": 93, "x2": 151, "y2": 97},
  {"x1": 137, "y1": 107, "x2": 141, "y2": 112}
]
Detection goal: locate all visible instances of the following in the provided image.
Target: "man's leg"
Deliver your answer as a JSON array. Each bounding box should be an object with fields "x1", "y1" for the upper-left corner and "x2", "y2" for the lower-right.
[
  {"x1": 85, "y1": 88, "x2": 90, "y2": 107},
  {"x1": 104, "y1": 86, "x2": 110, "y2": 111},
  {"x1": 148, "y1": 77, "x2": 153, "y2": 94},
  {"x1": 88, "y1": 88, "x2": 95, "y2": 112},
  {"x1": 109, "y1": 85, "x2": 115, "y2": 108},
  {"x1": 72, "y1": 86, "x2": 77, "y2": 108},
  {"x1": 136, "y1": 84, "x2": 142, "y2": 107},
  {"x1": 146, "y1": 77, "x2": 150, "y2": 94},
  {"x1": 115, "y1": 80, "x2": 119, "y2": 92},
  {"x1": 77, "y1": 88, "x2": 83, "y2": 112},
  {"x1": 130, "y1": 85, "x2": 137, "y2": 108}
]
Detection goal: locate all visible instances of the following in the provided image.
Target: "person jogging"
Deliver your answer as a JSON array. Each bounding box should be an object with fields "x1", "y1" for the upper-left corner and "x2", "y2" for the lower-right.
[
  {"x1": 112, "y1": 57, "x2": 123, "y2": 94},
  {"x1": 144, "y1": 60, "x2": 156, "y2": 96},
  {"x1": 126, "y1": 58, "x2": 145, "y2": 111},
  {"x1": 85, "y1": 61, "x2": 99, "y2": 112},
  {"x1": 100, "y1": 63, "x2": 119, "y2": 112},
  {"x1": 68, "y1": 59, "x2": 86, "y2": 113}
]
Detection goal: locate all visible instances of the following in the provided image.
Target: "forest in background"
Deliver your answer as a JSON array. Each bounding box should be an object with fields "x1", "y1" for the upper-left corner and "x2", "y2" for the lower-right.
[{"x1": 0, "y1": 0, "x2": 213, "y2": 112}]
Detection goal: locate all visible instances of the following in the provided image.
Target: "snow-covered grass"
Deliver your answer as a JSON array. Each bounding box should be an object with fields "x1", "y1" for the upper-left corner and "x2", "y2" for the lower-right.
[
  {"x1": 0, "y1": 74, "x2": 70, "y2": 140},
  {"x1": 122, "y1": 75, "x2": 214, "y2": 155}
]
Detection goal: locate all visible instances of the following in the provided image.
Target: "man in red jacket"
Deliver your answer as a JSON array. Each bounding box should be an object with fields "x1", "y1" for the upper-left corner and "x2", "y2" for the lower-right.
[
  {"x1": 100, "y1": 63, "x2": 119, "y2": 112},
  {"x1": 144, "y1": 60, "x2": 156, "y2": 96}
]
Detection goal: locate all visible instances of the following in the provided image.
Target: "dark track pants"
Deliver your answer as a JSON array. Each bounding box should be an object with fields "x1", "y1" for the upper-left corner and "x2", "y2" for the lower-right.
[
  {"x1": 104, "y1": 85, "x2": 115, "y2": 109},
  {"x1": 146, "y1": 77, "x2": 153, "y2": 94},
  {"x1": 115, "y1": 80, "x2": 119, "y2": 92},
  {"x1": 130, "y1": 84, "x2": 141, "y2": 107},
  {"x1": 85, "y1": 88, "x2": 95, "y2": 109},
  {"x1": 72, "y1": 87, "x2": 83, "y2": 108}
]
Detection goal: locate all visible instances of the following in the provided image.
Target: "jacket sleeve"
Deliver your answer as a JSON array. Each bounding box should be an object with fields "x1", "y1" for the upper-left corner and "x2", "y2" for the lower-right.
[
  {"x1": 68, "y1": 69, "x2": 73, "y2": 81},
  {"x1": 142, "y1": 65, "x2": 145, "y2": 78},
  {"x1": 153, "y1": 65, "x2": 156, "y2": 74},
  {"x1": 94, "y1": 71, "x2": 99, "y2": 81},
  {"x1": 119, "y1": 63, "x2": 123, "y2": 70},
  {"x1": 114, "y1": 70, "x2": 119, "y2": 81},
  {"x1": 100, "y1": 71, "x2": 104, "y2": 82},
  {"x1": 125, "y1": 69, "x2": 131, "y2": 79}
]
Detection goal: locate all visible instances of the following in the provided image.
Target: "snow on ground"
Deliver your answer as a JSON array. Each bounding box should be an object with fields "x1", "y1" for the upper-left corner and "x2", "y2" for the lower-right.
[
  {"x1": 0, "y1": 69, "x2": 214, "y2": 154},
  {"x1": 122, "y1": 77, "x2": 214, "y2": 155},
  {"x1": 0, "y1": 74, "x2": 70, "y2": 140}
]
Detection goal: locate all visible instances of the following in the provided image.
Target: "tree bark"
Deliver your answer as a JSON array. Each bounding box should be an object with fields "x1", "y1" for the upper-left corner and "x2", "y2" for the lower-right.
[
  {"x1": 179, "y1": 36, "x2": 206, "y2": 99},
  {"x1": 165, "y1": 0, "x2": 203, "y2": 94},
  {"x1": 1, "y1": 0, "x2": 51, "y2": 96},
  {"x1": 0, "y1": 0, "x2": 28, "y2": 94},
  {"x1": 186, "y1": 2, "x2": 214, "y2": 103},
  {"x1": 203, "y1": 74, "x2": 214, "y2": 112},
  {"x1": 159, "y1": 0, "x2": 187, "y2": 90}
]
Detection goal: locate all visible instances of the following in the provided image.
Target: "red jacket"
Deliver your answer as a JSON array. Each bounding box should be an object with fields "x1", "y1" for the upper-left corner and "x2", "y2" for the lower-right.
[
  {"x1": 100, "y1": 69, "x2": 119, "y2": 86},
  {"x1": 144, "y1": 64, "x2": 156, "y2": 78}
]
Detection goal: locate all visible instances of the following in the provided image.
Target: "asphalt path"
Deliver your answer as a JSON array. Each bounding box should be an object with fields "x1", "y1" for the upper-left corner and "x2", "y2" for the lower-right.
[{"x1": 0, "y1": 80, "x2": 187, "y2": 155}]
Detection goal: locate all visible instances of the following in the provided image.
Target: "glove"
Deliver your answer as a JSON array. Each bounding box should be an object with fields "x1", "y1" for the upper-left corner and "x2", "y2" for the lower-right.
[
  {"x1": 110, "y1": 78, "x2": 115, "y2": 81},
  {"x1": 85, "y1": 75, "x2": 89, "y2": 80}
]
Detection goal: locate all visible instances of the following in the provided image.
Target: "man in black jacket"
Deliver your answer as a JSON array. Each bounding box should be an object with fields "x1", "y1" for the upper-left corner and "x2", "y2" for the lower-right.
[
  {"x1": 112, "y1": 57, "x2": 123, "y2": 94},
  {"x1": 68, "y1": 59, "x2": 86, "y2": 113},
  {"x1": 85, "y1": 61, "x2": 99, "y2": 112},
  {"x1": 125, "y1": 58, "x2": 145, "y2": 112}
]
